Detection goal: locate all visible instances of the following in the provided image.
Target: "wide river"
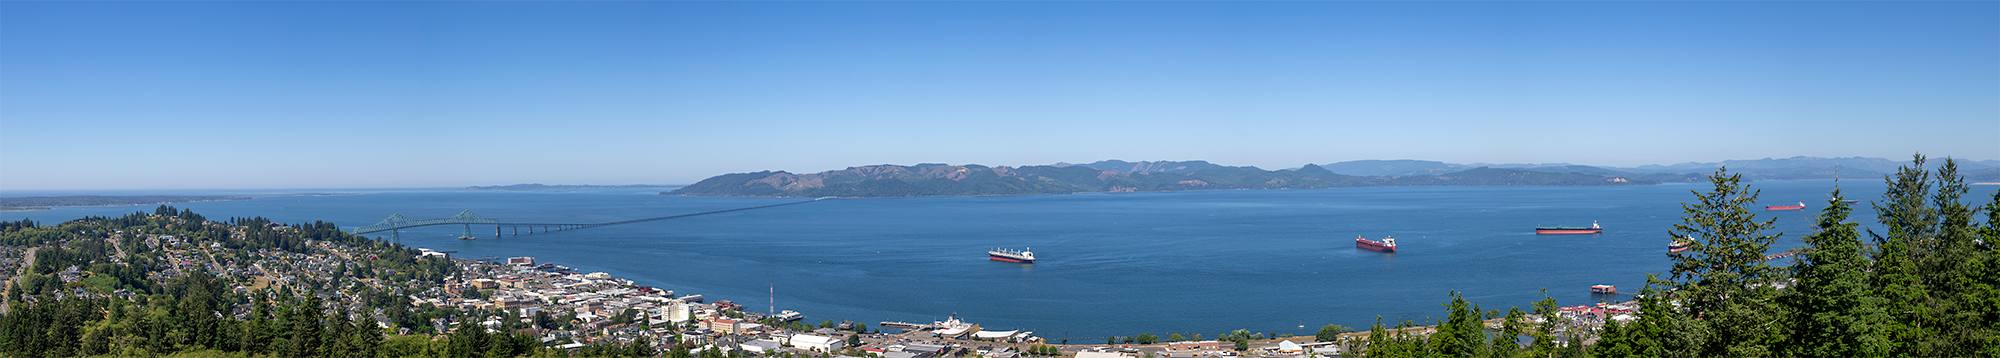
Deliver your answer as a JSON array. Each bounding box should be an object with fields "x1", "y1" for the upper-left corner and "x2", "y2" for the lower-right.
[{"x1": 8, "y1": 180, "x2": 1993, "y2": 341}]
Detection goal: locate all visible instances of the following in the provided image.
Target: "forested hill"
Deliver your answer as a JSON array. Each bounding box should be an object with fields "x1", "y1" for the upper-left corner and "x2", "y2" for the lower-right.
[{"x1": 664, "y1": 163, "x2": 1654, "y2": 198}]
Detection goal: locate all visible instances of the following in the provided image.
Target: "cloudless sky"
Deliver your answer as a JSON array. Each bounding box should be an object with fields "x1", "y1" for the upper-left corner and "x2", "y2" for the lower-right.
[{"x1": 3, "y1": 1, "x2": 1995, "y2": 190}]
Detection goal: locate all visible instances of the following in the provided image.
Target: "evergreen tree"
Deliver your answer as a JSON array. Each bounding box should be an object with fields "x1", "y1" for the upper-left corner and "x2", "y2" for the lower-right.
[
  {"x1": 1590, "y1": 317, "x2": 1634, "y2": 357},
  {"x1": 1428, "y1": 292, "x2": 1484, "y2": 357},
  {"x1": 1525, "y1": 293, "x2": 1560, "y2": 358},
  {"x1": 1487, "y1": 307, "x2": 1523, "y2": 358},
  {"x1": 1364, "y1": 317, "x2": 1387, "y2": 357},
  {"x1": 1665, "y1": 167, "x2": 1783, "y2": 356},
  {"x1": 288, "y1": 293, "x2": 326, "y2": 357},
  {"x1": 244, "y1": 289, "x2": 276, "y2": 354},
  {"x1": 1777, "y1": 188, "x2": 1890, "y2": 356},
  {"x1": 629, "y1": 335, "x2": 656, "y2": 357},
  {"x1": 1917, "y1": 158, "x2": 1993, "y2": 355}
]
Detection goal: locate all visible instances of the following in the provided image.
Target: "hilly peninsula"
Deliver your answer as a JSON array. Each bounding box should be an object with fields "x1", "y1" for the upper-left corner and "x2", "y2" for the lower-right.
[{"x1": 664, "y1": 161, "x2": 1655, "y2": 198}]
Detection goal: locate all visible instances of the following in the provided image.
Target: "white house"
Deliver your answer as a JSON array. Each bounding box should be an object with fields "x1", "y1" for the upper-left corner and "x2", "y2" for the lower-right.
[
  {"x1": 1276, "y1": 340, "x2": 1303, "y2": 353},
  {"x1": 742, "y1": 339, "x2": 783, "y2": 354},
  {"x1": 791, "y1": 334, "x2": 844, "y2": 352}
]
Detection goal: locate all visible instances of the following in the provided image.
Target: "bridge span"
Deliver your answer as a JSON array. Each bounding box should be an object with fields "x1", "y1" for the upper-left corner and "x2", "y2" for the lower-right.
[{"x1": 351, "y1": 199, "x2": 825, "y2": 242}]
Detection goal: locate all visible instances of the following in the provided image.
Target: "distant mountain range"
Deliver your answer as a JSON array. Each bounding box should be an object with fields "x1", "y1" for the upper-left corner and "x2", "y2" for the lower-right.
[
  {"x1": 664, "y1": 156, "x2": 1999, "y2": 198},
  {"x1": 666, "y1": 162, "x2": 1654, "y2": 198}
]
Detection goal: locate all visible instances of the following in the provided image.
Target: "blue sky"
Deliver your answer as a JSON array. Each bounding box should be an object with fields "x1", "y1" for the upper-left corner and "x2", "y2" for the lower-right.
[{"x1": 2, "y1": 1, "x2": 1995, "y2": 190}]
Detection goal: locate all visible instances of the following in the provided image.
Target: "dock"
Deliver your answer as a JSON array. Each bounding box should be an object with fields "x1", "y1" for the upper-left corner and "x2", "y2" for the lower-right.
[{"x1": 879, "y1": 321, "x2": 935, "y2": 330}]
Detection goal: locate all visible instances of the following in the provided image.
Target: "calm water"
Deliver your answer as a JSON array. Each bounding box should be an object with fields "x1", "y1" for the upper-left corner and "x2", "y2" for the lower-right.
[{"x1": 7, "y1": 181, "x2": 1993, "y2": 341}]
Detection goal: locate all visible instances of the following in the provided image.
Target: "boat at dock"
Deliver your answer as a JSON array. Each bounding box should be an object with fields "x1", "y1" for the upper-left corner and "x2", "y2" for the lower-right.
[
  {"x1": 1766, "y1": 202, "x2": 1806, "y2": 211},
  {"x1": 1355, "y1": 236, "x2": 1397, "y2": 253},
  {"x1": 989, "y1": 247, "x2": 1035, "y2": 263},
  {"x1": 1591, "y1": 284, "x2": 1617, "y2": 294},
  {"x1": 1536, "y1": 221, "x2": 1602, "y2": 234}
]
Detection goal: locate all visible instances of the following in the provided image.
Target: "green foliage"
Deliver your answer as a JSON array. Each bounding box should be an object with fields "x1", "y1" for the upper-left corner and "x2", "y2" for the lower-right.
[
  {"x1": 0, "y1": 207, "x2": 520, "y2": 358},
  {"x1": 1314, "y1": 324, "x2": 1352, "y2": 342},
  {"x1": 1027, "y1": 344, "x2": 1063, "y2": 356},
  {"x1": 1489, "y1": 307, "x2": 1525, "y2": 358},
  {"x1": 1525, "y1": 292, "x2": 1561, "y2": 358},
  {"x1": 1776, "y1": 188, "x2": 1892, "y2": 356},
  {"x1": 1663, "y1": 167, "x2": 1785, "y2": 356},
  {"x1": 1587, "y1": 155, "x2": 2000, "y2": 356},
  {"x1": 1427, "y1": 292, "x2": 1484, "y2": 357},
  {"x1": 1135, "y1": 333, "x2": 1159, "y2": 344}
]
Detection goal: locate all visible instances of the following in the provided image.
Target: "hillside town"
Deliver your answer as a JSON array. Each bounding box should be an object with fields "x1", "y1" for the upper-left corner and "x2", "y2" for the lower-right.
[{"x1": 1, "y1": 207, "x2": 1638, "y2": 357}]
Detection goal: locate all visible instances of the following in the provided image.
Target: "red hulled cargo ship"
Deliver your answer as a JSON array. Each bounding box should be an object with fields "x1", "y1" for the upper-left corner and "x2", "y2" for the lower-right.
[
  {"x1": 1355, "y1": 236, "x2": 1397, "y2": 253},
  {"x1": 988, "y1": 247, "x2": 1035, "y2": 263},
  {"x1": 1766, "y1": 202, "x2": 1806, "y2": 211},
  {"x1": 1535, "y1": 221, "x2": 1602, "y2": 235}
]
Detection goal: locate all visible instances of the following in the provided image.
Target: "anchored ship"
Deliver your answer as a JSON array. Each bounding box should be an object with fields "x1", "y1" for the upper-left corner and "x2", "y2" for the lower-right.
[
  {"x1": 1766, "y1": 202, "x2": 1806, "y2": 211},
  {"x1": 1669, "y1": 237, "x2": 1694, "y2": 254},
  {"x1": 1355, "y1": 236, "x2": 1397, "y2": 253},
  {"x1": 1536, "y1": 221, "x2": 1603, "y2": 234},
  {"x1": 989, "y1": 247, "x2": 1035, "y2": 263}
]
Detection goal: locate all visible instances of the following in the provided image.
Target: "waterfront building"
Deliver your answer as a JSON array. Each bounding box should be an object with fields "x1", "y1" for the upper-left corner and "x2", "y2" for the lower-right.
[
  {"x1": 1168, "y1": 340, "x2": 1221, "y2": 351},
  {"x1": 742, "y1": 339, "x2": 783, "y2": 354},
  {"x1": 791, "y1": 334, "x2": 844, "y2": 352}
]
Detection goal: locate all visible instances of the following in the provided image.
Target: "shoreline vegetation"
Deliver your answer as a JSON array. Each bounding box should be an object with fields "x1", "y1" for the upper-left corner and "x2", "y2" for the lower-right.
[{"x1": 1, "y1": 155, "x2": 1996, "y2": 357}]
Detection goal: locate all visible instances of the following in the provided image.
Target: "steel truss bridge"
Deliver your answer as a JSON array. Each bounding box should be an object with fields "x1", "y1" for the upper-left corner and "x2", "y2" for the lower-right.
[{"x1": 351, "y1": 199, "x2": 825, "y2": 242}]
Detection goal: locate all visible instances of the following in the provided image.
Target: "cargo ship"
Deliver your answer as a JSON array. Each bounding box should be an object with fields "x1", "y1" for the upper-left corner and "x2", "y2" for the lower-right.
[
  {"x1": 1535, "y1": 221, "x2": 1602, "y2": 234},
  {"x1": 1355, "y1": 236, "x2": 1397, "y2": 253},
  {"x1": 988, "y1": 247, "x2": 1035, "y2": 263},
  {"x1": 1766, "y1": 202, "x2": 1806, "y2": 211},
  {"x1": 1669, "y1": 237, "x2": 1694, "y2": 254}
]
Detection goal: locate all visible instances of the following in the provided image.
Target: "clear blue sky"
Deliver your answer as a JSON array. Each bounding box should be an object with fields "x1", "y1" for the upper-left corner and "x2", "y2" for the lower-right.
[{"x1": 3, "y1": 1, "x2": 1995, "y2": 190}]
